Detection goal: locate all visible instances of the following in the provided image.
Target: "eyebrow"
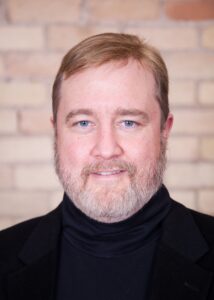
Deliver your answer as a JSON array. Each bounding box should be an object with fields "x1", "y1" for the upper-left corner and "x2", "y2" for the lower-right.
[
  {"x1": 65, "y1": 109, "x2": 95, "y2": 124},
  {"x1": 65, "y1": 108, "x2": 149, "y2": 124},
  {"x1": 115, "y1": 108, "x2": 149, "y2": 122}
]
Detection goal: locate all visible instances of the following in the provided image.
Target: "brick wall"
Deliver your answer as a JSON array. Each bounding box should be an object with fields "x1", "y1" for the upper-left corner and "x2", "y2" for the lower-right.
[{"x1": 0, "y1": 0, "x2": 214, "y2": 229}]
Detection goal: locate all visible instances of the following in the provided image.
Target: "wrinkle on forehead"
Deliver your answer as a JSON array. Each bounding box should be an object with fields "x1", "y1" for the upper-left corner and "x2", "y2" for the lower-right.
[{"x1": 59, "y1": 59, "x2": 158, "y2": 125}]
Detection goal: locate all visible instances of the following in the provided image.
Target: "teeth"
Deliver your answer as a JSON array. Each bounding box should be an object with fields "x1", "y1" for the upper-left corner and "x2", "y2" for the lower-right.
[{"x1": 95, "y1": 170, "x2": 121, "y2": 176}]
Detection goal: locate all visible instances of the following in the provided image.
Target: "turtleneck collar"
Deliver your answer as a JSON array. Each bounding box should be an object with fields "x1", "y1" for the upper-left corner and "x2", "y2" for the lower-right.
[{"x1": 62, "y1": 185, "x2": 171, "y2": 258}]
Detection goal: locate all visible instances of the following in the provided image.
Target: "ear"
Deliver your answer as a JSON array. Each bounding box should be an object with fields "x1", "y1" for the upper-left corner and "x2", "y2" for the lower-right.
[{"x1": 162, "y1": 113, "x2": 173, "y2": 139}]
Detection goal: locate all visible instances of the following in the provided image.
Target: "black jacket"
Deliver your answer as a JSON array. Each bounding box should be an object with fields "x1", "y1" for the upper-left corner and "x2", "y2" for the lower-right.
[{"x1": 0, "y1": 197, "x2": 214, "y2": 300}]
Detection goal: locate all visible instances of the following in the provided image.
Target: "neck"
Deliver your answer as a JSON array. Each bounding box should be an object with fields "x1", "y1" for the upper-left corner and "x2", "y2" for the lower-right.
[{"x1": 61, "y1": 185, "x2": 171, "y2": 258}]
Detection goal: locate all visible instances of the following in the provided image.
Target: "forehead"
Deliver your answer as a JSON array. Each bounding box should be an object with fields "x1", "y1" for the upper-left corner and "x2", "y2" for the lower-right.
[{"x1": 59, "y1": 60, "x2": 158, "y2": 114}]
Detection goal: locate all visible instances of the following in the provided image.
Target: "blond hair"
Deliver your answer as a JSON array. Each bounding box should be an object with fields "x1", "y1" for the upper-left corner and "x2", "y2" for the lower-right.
[{"x1": 52, "y1": 33, "x2": 169, "y2": 126}]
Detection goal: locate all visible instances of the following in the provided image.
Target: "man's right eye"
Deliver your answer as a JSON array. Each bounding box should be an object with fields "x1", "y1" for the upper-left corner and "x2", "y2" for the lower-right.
[
  {"x1": 72, "y1": 120, "x2": 95, "y2": 131},
  {"x1": 77, "y1": 120, "x2": 90, "y2": 127}
]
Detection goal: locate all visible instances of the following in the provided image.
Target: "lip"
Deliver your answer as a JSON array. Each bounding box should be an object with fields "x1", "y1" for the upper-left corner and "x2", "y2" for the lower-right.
[
  {"x1": 91, "y1": 169, "x2": 126, "y2": 178},
  {"x1": 93, "y1": 170, "x2": 124, "y2": 176}
]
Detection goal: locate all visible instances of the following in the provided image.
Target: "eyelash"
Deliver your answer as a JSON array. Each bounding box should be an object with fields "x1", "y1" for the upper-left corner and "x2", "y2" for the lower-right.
[
  {"x1": 76, "y1": 120, "x2": 90, "y2": 127},
  {"x1": 71, "y1": 120, "x2": 140, "y2": 131},
  {"x1": 74, "y1": 119, "x2": 138, "y2": 124},
  {"x1": 120, "y1": 120, "x2": 139, "y2": 128}
]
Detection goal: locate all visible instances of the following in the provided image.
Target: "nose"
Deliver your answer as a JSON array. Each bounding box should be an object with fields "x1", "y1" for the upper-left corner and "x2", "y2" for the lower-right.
[{"x1": 90, "y1": 126, "x2": 123, "y2": 159}]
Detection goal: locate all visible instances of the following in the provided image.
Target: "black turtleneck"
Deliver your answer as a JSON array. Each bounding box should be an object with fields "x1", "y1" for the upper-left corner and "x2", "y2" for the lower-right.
[{"x1": 56, "y1": 185, "x2": 171, "y2": 300}]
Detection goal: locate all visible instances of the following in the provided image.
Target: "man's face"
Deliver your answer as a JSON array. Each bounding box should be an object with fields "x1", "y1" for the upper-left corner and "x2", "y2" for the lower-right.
[{"x1": 54, "y1": 59, "x2": 173, "y2": 223}]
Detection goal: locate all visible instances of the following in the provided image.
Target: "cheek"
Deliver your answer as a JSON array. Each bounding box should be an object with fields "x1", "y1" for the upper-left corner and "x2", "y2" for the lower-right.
[
  {"x1": 124, "y1": 131, "x2": 161, "y2": 163},
  {"x1": 129, "y1": 143, "x2": 158, "y2": 162},
  {"x1": 57, "y1": 134, "x2": 92, "y2": 168}
]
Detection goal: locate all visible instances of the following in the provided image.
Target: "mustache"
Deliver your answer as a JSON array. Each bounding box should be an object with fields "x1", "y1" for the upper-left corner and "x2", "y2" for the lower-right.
[{"x1": 81, "y1": 160, "x2": 137, "y2": 177}]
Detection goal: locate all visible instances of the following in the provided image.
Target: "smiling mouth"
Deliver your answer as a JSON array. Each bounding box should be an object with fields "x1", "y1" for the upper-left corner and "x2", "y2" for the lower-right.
[{"x1": 92, "y1": 170, "x2": 125, "y2": 176}]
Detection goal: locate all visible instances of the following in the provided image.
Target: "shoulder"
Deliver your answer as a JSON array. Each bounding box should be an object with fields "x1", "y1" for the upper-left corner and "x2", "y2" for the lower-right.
[
  {"x1": 188, "y1": 208, "x2": 214, "y2": 268},
  {"x1": 0, "y1": 204, "x2": 62, "y2": 280},
  {"x1": 188, "y1": 208, "x2": 214, "y2": 244},
  {"x1": 0, "y1": 204, "x2": 62, "y2": 264},
  {"x1": 171, "y1": 200, "x2": 214, "y2": 239},
  {"x1": 169, "y1": 200, "x2": 214, "y2": 267},
  {"x1": 0, "y1": 216, "x2": 43, "y2": 264}
]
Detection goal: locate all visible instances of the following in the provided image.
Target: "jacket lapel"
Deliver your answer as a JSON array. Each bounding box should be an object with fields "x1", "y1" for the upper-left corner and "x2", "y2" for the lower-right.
[
  {"x1": 7, "y1": 205, "x2": 62, "y2": 300},
  {"x1": 5, "y1": 198, "x2": 214, "y2": 300},
  {"x1": 150, "y1": 201, "x2": 213, "y2": 300}
]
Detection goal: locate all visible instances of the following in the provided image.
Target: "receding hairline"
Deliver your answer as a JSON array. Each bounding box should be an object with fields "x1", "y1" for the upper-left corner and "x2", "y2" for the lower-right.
[
  {"x1": 60, "y1": 33, "x2": 161, "y2": 79},
  {"x1": 52, "y1": 32, "x2": 169, "y2": 126},
  {"x1": 58, "y1": 58, "x2": 158, "y2": 118},
  {"x1": 61, "y1": 56, "x2": 153, "y2": 82}
]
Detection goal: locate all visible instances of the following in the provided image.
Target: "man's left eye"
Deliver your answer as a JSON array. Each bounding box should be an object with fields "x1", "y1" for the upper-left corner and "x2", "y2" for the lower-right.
[
  {"x1": 122, "y1": 120, "x2": 137, "y2": 128},
  {"x1": 78, "y1": 120, "x2": 90, "y2": 127}
]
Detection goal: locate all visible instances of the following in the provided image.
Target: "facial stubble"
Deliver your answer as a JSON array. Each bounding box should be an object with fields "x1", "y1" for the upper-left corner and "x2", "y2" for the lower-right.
[{"x1": 54, "y1": 135, "x2": 167, "y2": 223}]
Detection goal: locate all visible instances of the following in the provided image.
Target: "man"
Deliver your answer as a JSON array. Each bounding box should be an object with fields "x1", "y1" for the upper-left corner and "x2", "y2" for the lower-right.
[{"x1": 0, "y1": 33, "x2": 214, "y2": 300}]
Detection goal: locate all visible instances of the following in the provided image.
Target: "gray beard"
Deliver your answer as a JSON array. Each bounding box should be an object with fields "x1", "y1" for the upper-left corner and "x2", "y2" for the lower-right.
[{"x1": 54, "y1": 138, "x2": 167, "y2": 223}]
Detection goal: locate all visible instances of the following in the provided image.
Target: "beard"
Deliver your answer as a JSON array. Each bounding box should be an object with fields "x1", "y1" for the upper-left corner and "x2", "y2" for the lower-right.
[{"x1": 54, "y1": 137, "x2": 167, "y2": 223}]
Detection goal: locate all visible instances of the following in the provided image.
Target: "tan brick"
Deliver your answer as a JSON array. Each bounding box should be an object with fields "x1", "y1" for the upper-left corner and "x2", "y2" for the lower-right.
[
  {"x1": 20, "y1": 109, "x2": 53, "y2": 134},
  {"x1": 0, "y1": 191, "x2": 50, "y2": 217},
  {"x1": 0, "y1": 82, "x2": 46, "y2": 107},
  {"x1": 0, "y1": 166, "x2": 13, "y2": 189},
  {"x1": 5, "y1": 53, "x2": 61, "y2": 79},
  {"x1": 165, "y1": 163, "x2": 214, "y2": 188},
  {"x1": 0, "y1": 137, "x2": 53, "y2": 163},
  {"x1": 0, "y1": 26, "x2": 44, "y2": 50},
  {"x1": 89, "y1": 0, "x2": 159, "y2": 21},
  {"x1": 198, "y1": 190, "x2": 214, "y2": 216},
  {"x1": 15, "y1": 164, "x2": 60, "y2": 190},
  {"x1": 126, "y1": 28, "x2": 198, "y2": 50},
  {"x1": 169, "y1": 80, "x2": 195, "y2": 106},
  {"x1": 0, "y1": 110, "x2": 17, "y2": 133},
  {"x1": 168, "y1": 137, "x2": 198, "y2": 161},
  {"x1": 165, "y1": 0, "x2": 214, "y2": 21},
  {"x1": 165, "y1": 53, "x2": 214, "y2": 79},
  {"x1": 8, "y1": 0, "x2": 81, "y2": 23},
  {"x1": 199, "y1": 81, "x2": 214, "y2": 104},
  {"x1": 201, "y1": 138, "x2": 214, "y2": 160},
  {"x1": 48, "y1": 25, "x2": 119, "y2": 51},
  {"x1": 168, "y1": 189, "x2": 196, "y2": 210},
  {"x1": 49, "y1": 190, "x2": 64, "y2": 210},
  {"x1": 202, "y1": 25, "x2": 214, "y2": 49},
  {"x1": 172, "y1": 109, "x2": 214, "y2": 134}
]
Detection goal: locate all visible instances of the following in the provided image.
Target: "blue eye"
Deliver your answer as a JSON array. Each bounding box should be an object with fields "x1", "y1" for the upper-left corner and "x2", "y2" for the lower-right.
[
  {"x1": 72, "y1": 120, "x2": 95, "y2": 132},
  {"x1": 123, "y1": 120, "x2": 136, "y2": 127},
  {"x1": 78, "y1": 120, "x2": 89, "y2": 127}
]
